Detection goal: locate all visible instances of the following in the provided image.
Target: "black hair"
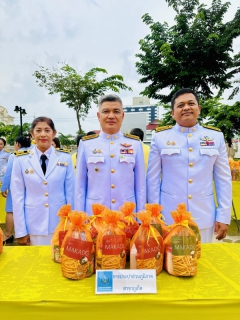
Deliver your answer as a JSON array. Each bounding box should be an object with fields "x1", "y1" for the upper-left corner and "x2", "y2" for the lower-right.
[
  {"x1": 0, "y1": 138, "x2": 6, "y2": 146},
  {"x1": 31, "y1": 117, "x2": 56, "y2": 132},
  {"x1": 15, "y1": 135, "x2": 31, "y2": 148},
  {"x1": 130, "y1": 128, "x2": 144, "y2": 141},
  {"x1": 52, "y1": 137, "x2": 61, "y2": 148},
  {"x1": 98, "y1": 94, "x2": 123, "y2": 107},
  {"x1": 171, "y1": 88, "x2": 199, "y2": 110},
  {"x1": 226, "y1": 137, "x2": 232, "y2": 148},
  {"x1": 87, "y1": 131, "x2": 96, "y2": 136},
  {"x1": 77, "y1": 134, "x2": 85, "y2": 147}
]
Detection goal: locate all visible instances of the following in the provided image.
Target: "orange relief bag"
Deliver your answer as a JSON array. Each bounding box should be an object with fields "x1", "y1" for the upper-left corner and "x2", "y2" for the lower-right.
[
  {"x1": 51, "y1": 204, "x2": 72, "y2": 263},
  {"x1": 89, "y1": 203, "x2": 108, "y2": 242},
  {"x1": 164, "y1": 203, "x2": 197, "y2": 277},
  {"x1": 119, "y1": 202, "x2": 139, "y2": 255},
  {"x1": 145, "y1": 203, "x2": 169, "y2": 238},
  {"x1": 61, "y1": 211, "x2": 95, "y2": 280},
  {"x1": 130, "y1": 210, "x2": 164, "y2": 275},
  {"x1": 96, "y1": 209, "x2": 126, "y2": 270},
  {"x1": 0, "y1": 228, "x2": 3, "y2": 253}
]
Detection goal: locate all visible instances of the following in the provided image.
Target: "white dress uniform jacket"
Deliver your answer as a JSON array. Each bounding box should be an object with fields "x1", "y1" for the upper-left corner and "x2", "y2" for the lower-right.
[
  {"x1": 0, "y1": 148, "x2": 10, "y2": 187},
  {"x1": 75, "y1": 131, "x2": 146, "y2": 214},
  {"x1": 147, "y1": 123, "x2": 232, "y2": 229},
  {"x1": 11, "y1": 145, "x2": 75, "y2": 238}
]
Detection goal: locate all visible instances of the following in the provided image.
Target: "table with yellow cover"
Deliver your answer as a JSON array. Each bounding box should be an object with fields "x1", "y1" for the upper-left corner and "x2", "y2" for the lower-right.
[{"x1": 0, "y1": 244, "x2": 240, "y2": 320}]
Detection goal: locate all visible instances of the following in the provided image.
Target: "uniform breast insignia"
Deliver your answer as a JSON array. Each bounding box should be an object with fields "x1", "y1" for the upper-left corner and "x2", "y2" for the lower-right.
[
  {"x1": 55, "y1": 148, "x2": 71, "y2": 153},
  {"x1": 166, "y1": 141, "x2": 176, "y2": 146},
  {"x1": 93, "y1": 149, "x2": 102, "y2": 154},
  {"x1": 14, "y1": 150, "x2": 30, "y2": 156},
  {"x1": 200, "y1": 136, "x2": 215, "y2": 146},
  {"x1": 202, "y1": 125, "x2": 221, "y2": 132},
  {"x1": 57, "y1": 162, "x2": 68, "y2": 167},
  {"x1": 82, "y1": 134, "x2": 99, "y2": 141},
  {"x1": 155, "y1": 125, "x2": 172, "y2": 132},
  {"x1": 123, "y1": 133, "x2": 140, "y2": 141},
  {"x1": 120, "y1": 149, "x2": 134, "y2": 154},
  {"x1": 121, "y1": 143, "x2": 132, "y2": 147}
]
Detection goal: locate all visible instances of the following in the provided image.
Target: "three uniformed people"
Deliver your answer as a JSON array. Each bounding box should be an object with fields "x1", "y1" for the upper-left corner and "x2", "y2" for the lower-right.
[{"x1": 147, "y1": 88, "x2": 232, "y2": 243}]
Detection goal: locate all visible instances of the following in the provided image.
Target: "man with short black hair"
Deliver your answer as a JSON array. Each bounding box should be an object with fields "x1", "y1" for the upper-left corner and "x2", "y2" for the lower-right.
[
  {"x1": 75, "y1": 94, "x2": 146, "y2": 214},
  {"x1": 147, "y1": 88, "x2": 232, "y2": 243}
]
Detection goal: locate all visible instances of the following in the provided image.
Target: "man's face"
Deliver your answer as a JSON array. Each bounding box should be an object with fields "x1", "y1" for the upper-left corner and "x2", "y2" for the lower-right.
[
  {"x1": 97, "y1": 101, "x2": 124, "y2": 134},
  {"x1": 171, "y1": 93, "x2": 201, "y2": 127}
]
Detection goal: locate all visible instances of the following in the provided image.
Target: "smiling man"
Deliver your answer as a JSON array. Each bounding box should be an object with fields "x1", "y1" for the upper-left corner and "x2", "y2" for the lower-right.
[
  {"x1": 147, "y1": 88, "x2": 232, "y2": 243},
  {"x1": 75, "y1": 94, "x2": 146, "y2": 214}
]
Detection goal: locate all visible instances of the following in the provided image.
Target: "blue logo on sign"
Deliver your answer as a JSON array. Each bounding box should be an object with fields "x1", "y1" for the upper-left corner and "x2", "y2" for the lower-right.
[{"x1": 97, "y1": 271, "x2": 113, "y2": 292}]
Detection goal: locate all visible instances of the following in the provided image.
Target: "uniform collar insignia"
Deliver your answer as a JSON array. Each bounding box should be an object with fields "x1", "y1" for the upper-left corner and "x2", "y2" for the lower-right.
[{"x1": 121, "y1": 143, "x2": 132, "y2": 147}]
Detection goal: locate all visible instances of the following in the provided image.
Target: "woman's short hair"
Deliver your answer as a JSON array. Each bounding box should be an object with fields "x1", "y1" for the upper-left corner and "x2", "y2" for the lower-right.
[
  {"x1": 31, "y1": 117, "x2": 56, "y2": 132},
  {"x1": 0, "y1": 138, "x2": 6, "y2": 146},
  {"x1": 52, "y1": 137, "x2": 61, "y2": 148}
]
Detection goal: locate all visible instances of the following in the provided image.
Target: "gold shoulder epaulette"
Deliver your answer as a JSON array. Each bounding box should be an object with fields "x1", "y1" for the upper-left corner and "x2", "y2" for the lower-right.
[
  {"x1": 82, "y1": 134, "x2": 99, "y2": 141},
  {"x1": 4, "y1": 149, "x2": 10, "y2": 153},
  {"x1": 56, "y1": 148, "x2": 71, "y2": 153},
  {"x1": 155, "y1": 125, "x2": 172, "y2": 132},
  {"x1": 14, "y1": 150, "x2": 30, "y2": 157},
  {"x1": 202, "y1": 125, "x2": 221, "y2": 132},
  {"x1": 124, "y1": 133, "x2": 140, "y2": 141}
]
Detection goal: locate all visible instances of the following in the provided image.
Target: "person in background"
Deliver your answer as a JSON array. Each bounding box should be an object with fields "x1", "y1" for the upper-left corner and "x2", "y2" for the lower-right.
[
  {"x1": 52, "y1": 137, "x2": 61, "y2": 149},
  {"x1": 147, "y1": 88, "x2": 232, "y2": 243},
  {"x1": 130, "y1": 128, "x2": 150, "y2": 172},
  {"x1": 87, "y1": 131, "x2": 96, "y2": 135},
  {"x1": 75, "y1": 94, "x2": 146, "y2": 214},
  {"x1": 71, "y1": 134, "x2": 85, "y2": 171},
  {"x1": 11, "y1": 117, "x2": 75, "y2": 246},
  {"x1": 0, "y1": 138, "x2": 10, "y2": 187},
  {"x1": 2, "y1": 135, "x2": 31, "y2": 244},
  {"x1": 225, "y1": 137, "x2": 235, "y2": 158}
]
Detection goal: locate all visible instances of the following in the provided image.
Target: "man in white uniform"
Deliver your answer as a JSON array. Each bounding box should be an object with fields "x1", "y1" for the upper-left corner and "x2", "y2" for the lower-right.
[{"x1": 147, "y1": 88, "x2": 232, "y2": 243}]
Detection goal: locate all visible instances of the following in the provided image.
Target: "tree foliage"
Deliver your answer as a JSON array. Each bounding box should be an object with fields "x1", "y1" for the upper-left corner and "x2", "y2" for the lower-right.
[
  {"x1": 33, "y1": 63, "x2": 132, "y2": 132},
  {"x1": 0, "y1": 123, "x2": 31, "y2": 145},
  {"x1": 136, "y1": 0, "x2": 240, "y2": 103},
  {"x1": 58, "y1": 132, "x2": 76, "y2": 147}
]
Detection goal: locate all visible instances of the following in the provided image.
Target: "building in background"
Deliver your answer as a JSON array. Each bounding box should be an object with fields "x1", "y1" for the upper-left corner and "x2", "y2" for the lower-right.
[{"x1": 0, "y1": 105, "x2": 14, "y2": 125}]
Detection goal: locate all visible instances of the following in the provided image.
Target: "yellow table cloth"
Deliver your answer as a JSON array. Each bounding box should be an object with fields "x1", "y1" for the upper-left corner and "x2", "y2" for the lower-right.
[
  {"x1": 0, "y1": 195, "x2": 6, "y2": 223},
  {"x1": 232, "y1": 181, "x2": 240, "y2": 220},
  {"x1": 0, "y1": 244, "x2": 240, "y2": 320}
]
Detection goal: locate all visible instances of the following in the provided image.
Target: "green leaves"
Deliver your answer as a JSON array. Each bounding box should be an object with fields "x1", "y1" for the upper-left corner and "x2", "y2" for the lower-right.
[
  {"x1": 33, "y1": 63, "x2": 132, "y2": 132},
  {"x1": 136, "y1": 0, "x2": 240, "y2": 103}
]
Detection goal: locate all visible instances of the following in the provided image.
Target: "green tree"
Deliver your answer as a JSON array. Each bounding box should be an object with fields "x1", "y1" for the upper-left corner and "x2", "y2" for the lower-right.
[
  {"x1": 136, "y1": 0, "x2": 240, "y2": 103},
  {"x1": 58, "y1": 133, "x2": 75, "y2": 148},
  {"x1": 33, "y1": 63, "x2": 132, "y2": 132},
  {"x1": 0, "y1": 123, "x2": 31, "y2": 145}
]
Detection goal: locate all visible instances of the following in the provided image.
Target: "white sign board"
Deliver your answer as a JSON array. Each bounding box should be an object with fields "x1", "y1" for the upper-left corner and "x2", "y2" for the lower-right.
[{"x1": 95, "y1": 269, "x2": 157, "y2": 294}]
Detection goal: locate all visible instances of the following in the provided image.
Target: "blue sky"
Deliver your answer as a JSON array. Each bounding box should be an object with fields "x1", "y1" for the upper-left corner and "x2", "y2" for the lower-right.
[{"x1": 0, "y1": 0, "x2": 239, "y2": 135}]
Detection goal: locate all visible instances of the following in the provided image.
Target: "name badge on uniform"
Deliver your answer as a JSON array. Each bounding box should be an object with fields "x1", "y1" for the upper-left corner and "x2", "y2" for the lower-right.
[
  {"x1": 120, "y1": 149, "x2": 134, "y2": 154},
  {"x1": 57, "y1": 162, "x2": 68, "y2": 166}
]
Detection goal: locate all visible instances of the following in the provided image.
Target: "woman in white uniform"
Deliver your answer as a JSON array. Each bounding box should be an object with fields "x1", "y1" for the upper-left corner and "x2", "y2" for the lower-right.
[
  {"x1": 11, "y1": 117, "x2": 75, "y2": 245},
  {"x1": 2, "y1": 135, "x2": 31, "y2": 244}
]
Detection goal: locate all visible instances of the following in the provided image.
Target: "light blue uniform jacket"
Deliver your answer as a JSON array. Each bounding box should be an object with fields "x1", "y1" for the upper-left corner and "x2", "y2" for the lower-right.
[
  {"x1": 0, "y1": 149, "x2": 10, "y2": 187},
  {"x1": 75, "y1": 131, "x2": 146, "y2": 215},
  {"x1": 147, "y1": 123, "x2": 232, "y2": 229},
  {"x1": 2, "y1": 148, "x2": 30, "y2": 212},
  {"x1": 11, "y1": 146, "x2": 75, "y2": 238}
]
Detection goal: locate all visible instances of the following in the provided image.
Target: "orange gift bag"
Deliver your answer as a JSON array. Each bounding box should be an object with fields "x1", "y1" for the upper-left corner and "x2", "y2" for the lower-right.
[
  {"x1": 164, "y1": 203, "x2": 197, "y2": 276},
  {"x1": 96, "y1": 209, "x2": 126, "y2": 270},
  {"x1": 51, "y1": 204, "x2": 72, "y2": 263},
  {"x1": 61, "y1": 211, "x2": 95, "y2": 280},
  {"x1": 130, "y1": 210, "x2": 164, "y2": 275},
  {"x1": 145, "y1": 203, "x2": 168, "y2": 238},
  {"x1": 119, "y1": 202, "x2": 139, "y2": 255},
  {"x1": 89, "y1": 203, "x2": 108, "y2": 242}
]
